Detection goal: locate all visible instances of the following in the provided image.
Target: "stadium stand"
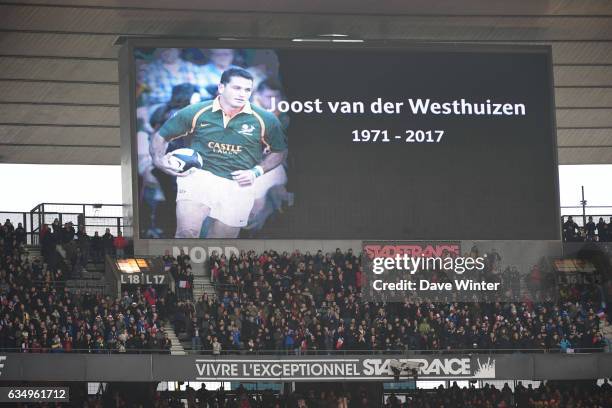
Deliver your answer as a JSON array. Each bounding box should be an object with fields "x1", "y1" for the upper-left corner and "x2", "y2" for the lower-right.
[
  {"x1": 1, "y1": 220, "x2": 177, "y2": 354},
  {"x1": 28, "y1": 380, "x2": 612, "y2": 407},
  {"x1": 562, "y1": 215, "x2": 612, "y2": 243},
  {"x1": 2, "y1": 214, "x2": 609, "y2": 356},
  {"x1": 1, "y1": 209, "x2": 611, "y2": 408},
  {"x1": 165, "y1": 249, "x2": 611, "y2": 355}
]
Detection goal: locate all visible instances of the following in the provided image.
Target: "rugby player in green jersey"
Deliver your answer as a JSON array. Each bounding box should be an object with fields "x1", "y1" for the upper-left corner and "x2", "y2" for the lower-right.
[{"x1": 150, "y1": 68, "x2": 288, "y2": 238}]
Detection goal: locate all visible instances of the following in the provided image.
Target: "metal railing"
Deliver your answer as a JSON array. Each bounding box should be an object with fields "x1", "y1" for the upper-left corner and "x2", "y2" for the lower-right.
[
  {"x1": 25, "y1": 279, "x2": 99, "y2": 285},
  {"x1": 560, "y1": 213, "x2": 612, "y2": 242},
  {"x1": 192, "y1": 282, "x2": 238, "y2": 296},
  {"x1": 0, "y1": 210, "x2": 29, "y2": 243},
  {"x1": 3, "y1": 203, "x2": 612, "y2": 246},
  {"x1": 561, "y1": 214, "x2": 612, "y2": 227},
  {"x1": 29, "y1": 203, "x2": 124, "y2": 246},
  {"x1": 561, "y1": 206, "x2": 612, "y2": 222},
  {"x1": 0, "y1": 347, "x2": 172, "y2": 354},
  {"x1": 172, "y1": 346, "x2": 609, "y2": 356},
  {"x1": 0, "y1": 347, "x2": 604, "y2": 356},
  {"x1": 561, "y1": 205, "x2": 612, "y2": 227},
  {"x1": 1, "y1": 203, "x2": 124, "y2": 246}
]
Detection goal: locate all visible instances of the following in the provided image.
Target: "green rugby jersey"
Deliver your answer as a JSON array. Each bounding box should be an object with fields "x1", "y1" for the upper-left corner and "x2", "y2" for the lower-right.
[{"x1": 158, "y1": 98, "x2": 287, "y2": 179}]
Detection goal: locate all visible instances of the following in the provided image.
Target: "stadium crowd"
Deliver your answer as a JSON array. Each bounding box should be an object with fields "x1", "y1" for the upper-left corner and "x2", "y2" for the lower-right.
[
  {"x1": 2, "y1": 216, "x2": 610, "y2": 355},
  {"x1": 562, "y1": 215, "x2": 612, "y2": 242},
  {"x1": 41, "y1": 380, "x2": 611, "y2": 408},
  {"x1": 164, "y1": 250, "x2": 195, "y2": 302},
  {"x1": 0, "y1": 219, "x2": 175, "y2": 353},
  {"x1": 168, "y1": 248, "x2": 610, "y2": 355},
  {"x1": 382, "y1": 381, "x2": 612, "y2": 408},
  {"x1": 39, "y1": 219, "x2": 129, "y2": 276},
  {"x1": 275, "y1": 380, "x2": 612, "y2": 408}
]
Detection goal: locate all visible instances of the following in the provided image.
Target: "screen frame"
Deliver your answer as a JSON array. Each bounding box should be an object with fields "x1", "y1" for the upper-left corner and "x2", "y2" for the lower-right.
[{"x1": 118, "y1": 38, "x2": 560, "y2": 243}]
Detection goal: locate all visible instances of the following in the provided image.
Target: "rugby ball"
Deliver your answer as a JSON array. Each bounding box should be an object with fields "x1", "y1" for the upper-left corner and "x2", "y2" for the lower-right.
[{"x1": 165, "y1": 148, "x2": 204, "y2": 173}]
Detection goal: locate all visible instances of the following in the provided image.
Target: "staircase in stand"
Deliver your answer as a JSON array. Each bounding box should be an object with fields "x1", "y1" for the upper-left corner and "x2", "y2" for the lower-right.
[
  {"x1": 26, "y1": 244, "x2": 106, "y2": 294},
  {"x1": 163, "y1": 323, "x2": 187, "y2": 355},
  {"x1": 193, "y1": 276, "x2": 217, "y2": 302}
]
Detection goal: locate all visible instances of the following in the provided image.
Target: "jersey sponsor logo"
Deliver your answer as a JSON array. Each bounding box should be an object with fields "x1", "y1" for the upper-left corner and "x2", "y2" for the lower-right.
[
  {"x1": 207, "y1": 141, "x2": 243, "y2": 155},
  {"x1": 238, "y1": 124, "x2": 256, "y2": 136}
]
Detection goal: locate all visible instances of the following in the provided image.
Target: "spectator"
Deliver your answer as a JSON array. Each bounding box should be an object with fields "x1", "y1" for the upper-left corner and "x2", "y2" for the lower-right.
[
  {"x1": 113, "y1": 230, "x2": 128, "y2": 258},
  {"x1": 585, "y1": 216, "x2": 596, "y2": 241},
  {"x1": 162, "y1": 332, "x2": 172, "y2": 354},
  {"x1": 102, "y1": 228, "x2": 114, "y2": 258},
  {"x1": 76, "y1": 226, "x2": 90, "y2": 271},
  {"x1": 189, "y1": 317, "x2": 201, "y2": 352},
  {"x1": 91, "y1": 231, "x2": 103, "y2": 263},
  {"x1": 3, "y1": 219, "x2": 14, "y2": 235},
  {"x1": 559, "y1": 335, "x2": 572, "y2": 353},
  {"x1": 212, "y1": 336, "x2": 221, "y2": 355},
  {"x1": 14, "y1": 222, "x2": 26, "y2": 246},
  {"x1": 40, "y1": 224, "x2": 56, "y2": 265},
  {"x1": 62, "y1": 222, "x2": 76, "y2": 243},
  {"x1": 562, "y1": 216, "x2": 580, "y2": 242},
  {"x1": 597, "y1": 217, "x2": 608, "y2": 242}
]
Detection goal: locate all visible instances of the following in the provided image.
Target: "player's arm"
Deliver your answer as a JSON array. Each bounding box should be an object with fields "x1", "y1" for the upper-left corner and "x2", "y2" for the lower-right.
[
  {"x1": 260, "y1": 150, "x2": 287, "y2": 172},
  {"x1": 150, "y1": 132, "x2": 188, "y2": 177},
  {"x1": 232, "y1": 114, "x2": 288, "y2": 186},
  {"x1": 150, "y1": 104, "x2": 198, "y2": 177},
  {"x1": 231, "y1": 150, "x2": 287, "y2": 186}
]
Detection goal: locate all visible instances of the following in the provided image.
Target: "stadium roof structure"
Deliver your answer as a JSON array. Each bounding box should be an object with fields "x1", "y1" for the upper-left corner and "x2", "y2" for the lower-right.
[{"x1": 0, "y1": 0, "x2": 611, "y2": 165}]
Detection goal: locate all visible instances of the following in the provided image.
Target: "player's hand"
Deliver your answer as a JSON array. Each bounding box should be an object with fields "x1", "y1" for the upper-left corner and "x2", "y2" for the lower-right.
[
  {"x1": 231, "y1": 169, "x2": 256, "y2": 186},
  {"x1": 153, "y1": 156, "x2": 190, "y2": 177}
]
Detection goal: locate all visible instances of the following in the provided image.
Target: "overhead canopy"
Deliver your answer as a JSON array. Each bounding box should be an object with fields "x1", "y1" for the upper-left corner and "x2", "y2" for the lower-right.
[{"x1": 0, "y1": 0, "x2": 611, "y2": 164}]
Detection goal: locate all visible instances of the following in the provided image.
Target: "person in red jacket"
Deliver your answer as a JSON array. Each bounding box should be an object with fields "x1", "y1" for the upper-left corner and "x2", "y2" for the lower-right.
[{"x1": 113, "y1": 230, "x2": 128, "y2": 258}]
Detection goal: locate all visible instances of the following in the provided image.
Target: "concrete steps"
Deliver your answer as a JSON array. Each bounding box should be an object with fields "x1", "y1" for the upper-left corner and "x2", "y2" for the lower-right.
[
  {"x1": 164, "y1": 323, "x2": 187, "y2": 355},
  {"x1": 85, "y1": 261, "x2": 105, "y2": 271},
  {"x1": 27, "y1": 245, "x2": 106, "y2": 293},
  {"x1": 193, "y1": 277, "x2": 216, "y2": 301},
  {"x1": 25, "y1": 245, "x2": 42, "y2": 260},
  {"x1": 191, "y1": 261, "x2": 216, "y2": 302}
]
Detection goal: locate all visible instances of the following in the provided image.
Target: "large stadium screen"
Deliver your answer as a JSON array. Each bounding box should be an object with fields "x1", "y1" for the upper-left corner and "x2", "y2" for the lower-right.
[{"x1": 130, "y1": 44, "x2": 558, "y2": 240}]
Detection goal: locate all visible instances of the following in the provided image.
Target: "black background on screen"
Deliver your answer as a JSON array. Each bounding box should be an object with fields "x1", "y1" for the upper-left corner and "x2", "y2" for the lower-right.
[{"x1": 256, "y1": 49, "x2": 558, "y2": 240}]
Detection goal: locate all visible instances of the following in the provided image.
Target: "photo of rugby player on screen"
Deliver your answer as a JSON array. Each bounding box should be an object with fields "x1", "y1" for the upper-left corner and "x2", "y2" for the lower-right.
[{"x1": 147, "y1": 65, "x2": 288, "y2": 238}]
